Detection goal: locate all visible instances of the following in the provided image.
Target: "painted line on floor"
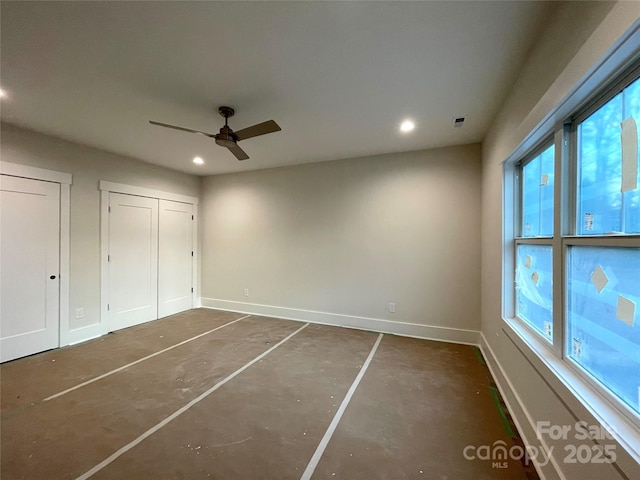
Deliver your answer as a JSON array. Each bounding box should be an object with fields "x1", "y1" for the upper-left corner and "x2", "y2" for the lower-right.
[
  {"x1": 44, "y1": 314, "x2": 252, "y2": 402},
  {"x1": 300, "y1": 333, "x2": 383, "y2": 480},
  {"x1": 75, "y1": 322, "x2": 309, "y2": 480}
]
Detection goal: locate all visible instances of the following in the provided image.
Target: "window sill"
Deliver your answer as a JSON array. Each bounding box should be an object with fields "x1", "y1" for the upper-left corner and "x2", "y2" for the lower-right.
[{"x1": 502, "y1": 316, "x2": 640, "y2": 465}]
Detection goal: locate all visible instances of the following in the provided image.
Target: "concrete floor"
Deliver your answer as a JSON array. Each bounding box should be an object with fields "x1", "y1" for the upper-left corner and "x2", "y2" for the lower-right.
[{"x1": 1, "y1": 309, "x2": 538, "y2": 479}]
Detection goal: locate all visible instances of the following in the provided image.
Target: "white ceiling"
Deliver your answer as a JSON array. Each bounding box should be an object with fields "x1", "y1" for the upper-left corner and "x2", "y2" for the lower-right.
[{"x1": 1, "y1": 1, "x2": 554, "y2": 176}]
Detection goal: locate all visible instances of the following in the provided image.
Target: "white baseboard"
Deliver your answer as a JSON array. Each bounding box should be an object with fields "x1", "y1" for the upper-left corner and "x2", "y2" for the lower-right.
[
  {"x1": 201, "y1": 298, "x2": 480, "y2": 345},
  {"x1": 66, "y1": 323, "x2": 104, "y2": 346},
  {"x1": 479, "y1": 333, "x2": 556, "y2": 480}
]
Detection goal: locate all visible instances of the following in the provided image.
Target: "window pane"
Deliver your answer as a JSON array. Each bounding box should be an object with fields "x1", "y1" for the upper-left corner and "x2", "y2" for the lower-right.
[
  {"x1": 578, "y1": 76, "x2": 640, "y2": 235},
  {"x1": 516, "y1": 244, "x2": 553, "y2": 341},
  {"x1": 522, "y1": 145, "x2": 555, "y2": 237},
  {"x1": 567, "y1": 246, "x2": 640, "y2": 416}
]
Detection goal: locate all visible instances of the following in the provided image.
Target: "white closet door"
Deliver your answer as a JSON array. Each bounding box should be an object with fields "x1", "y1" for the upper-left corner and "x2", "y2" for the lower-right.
[
  {"x1": 1, "y1": 176, "x2": 60, "y2": 362},
  {"x1": 108, "y1": 193, "x2": 158, "y2": 331},
  {"x1": 158, "y1": 200, "x2": 193, "y2": 318}
]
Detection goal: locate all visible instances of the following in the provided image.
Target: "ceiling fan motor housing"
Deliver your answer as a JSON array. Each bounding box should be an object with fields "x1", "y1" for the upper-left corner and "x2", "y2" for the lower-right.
[{"x1": 215, "y1": 125, "x2": 237, "y2": 148}]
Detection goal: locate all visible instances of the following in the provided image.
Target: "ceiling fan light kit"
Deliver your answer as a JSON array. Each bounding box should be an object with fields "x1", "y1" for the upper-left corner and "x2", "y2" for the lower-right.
[{"x1": 149, "y1": 106, "x2": 281, "y2": 161}]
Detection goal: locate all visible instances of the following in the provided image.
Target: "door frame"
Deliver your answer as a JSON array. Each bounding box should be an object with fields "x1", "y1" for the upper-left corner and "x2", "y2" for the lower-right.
[
  {"x1": 99, "y1": 181, "x2": 199, "y2": 335},
  {"x1": 0, "y1": 162, "x2": 72, "y2": 347}
]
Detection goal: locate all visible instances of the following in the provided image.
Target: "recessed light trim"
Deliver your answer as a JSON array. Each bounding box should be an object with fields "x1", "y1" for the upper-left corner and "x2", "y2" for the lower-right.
[
  {"x1": 193, "y1": 156, "x2": 204, "y2": 165},
  {"x1": 400, "y1": 120, "x2": 415, "y2": 133}
]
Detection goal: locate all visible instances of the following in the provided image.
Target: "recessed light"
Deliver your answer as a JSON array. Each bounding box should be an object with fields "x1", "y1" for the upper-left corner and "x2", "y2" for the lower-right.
[
  {"x1": 193, "y1": 156, "x2": 204, "y2": 165},
  {"x1": 400, "y1": 120, "x2": 415, "y2": 133},
  {"x1": 0, "y1": 88, "x2": 7, "y2": 99}
]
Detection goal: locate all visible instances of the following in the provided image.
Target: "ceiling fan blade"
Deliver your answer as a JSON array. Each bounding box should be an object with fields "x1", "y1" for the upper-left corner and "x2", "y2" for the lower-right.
[
  {"x1": 149, "y1": 120, "x2": 214, "y2": 137},
  {"x1": 234, "y1": 120, "x2": 281, "y2": 141},
  {"x1": 227, "y1": 143, "x2": 250, "y2": 161}
]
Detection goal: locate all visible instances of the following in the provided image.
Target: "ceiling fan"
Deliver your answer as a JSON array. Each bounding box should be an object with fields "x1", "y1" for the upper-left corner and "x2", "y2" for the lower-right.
[{"x1": 149, "y1": 106, "x2": 281, "y2": 161}]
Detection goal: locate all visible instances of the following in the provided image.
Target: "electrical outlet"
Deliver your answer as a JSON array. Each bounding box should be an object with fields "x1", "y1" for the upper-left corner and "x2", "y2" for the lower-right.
[
  {"x1": 388, "y1": 303, "x2": 396, "y2": 313},
  {"x1": 244, "y1": 288, "x2": 249, "y2": 297},
  {"x1": 75, "y1": 307, "x2": 84, "y2": 319}
]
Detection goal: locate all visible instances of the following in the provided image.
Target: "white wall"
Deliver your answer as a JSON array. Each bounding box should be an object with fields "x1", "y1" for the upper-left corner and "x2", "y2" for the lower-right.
[
  {"x1": 0, "y1": 123, "x2": 201, "y2": 338},
  {"x1": 481, "y1": 2, "x2": 640, "y2": 479},
  {"x1": 201, "y1": 144, "x2": 481, "y2": 343}
]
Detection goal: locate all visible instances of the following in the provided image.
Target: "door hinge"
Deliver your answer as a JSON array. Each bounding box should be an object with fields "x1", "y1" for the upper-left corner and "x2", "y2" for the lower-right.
[
  {"x1": 191, "y1": 251, "x2": 194, "y2": 257},
  {"x1": 108, "y1": 206, "x2": 111, "y2": 213},
  {"x1": 108, "y1": 254, "x2": 110, "y2": 262},
  {"x1": 191, "y1": 287, "x2": 194, "y2": 293},
  {"x1": 192, "y1": 215, "x2": 194, "y2": 220},
  {"x1": 107, "y1": 304, "x2": 110, "y2": 311}
]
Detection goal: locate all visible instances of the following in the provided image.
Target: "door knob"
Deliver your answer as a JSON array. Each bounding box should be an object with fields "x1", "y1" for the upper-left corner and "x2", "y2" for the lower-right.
[{"x1": 49, "y1": 275, "x2": 56, "y2": 280}]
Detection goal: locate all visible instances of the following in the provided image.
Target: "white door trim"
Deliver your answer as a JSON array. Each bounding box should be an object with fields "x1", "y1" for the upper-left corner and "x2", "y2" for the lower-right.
[
  {"x1": 192, "y1": 204, "x2": 199, "y2": 307},
  {"x1": 99, "y1": 180, "x2": 198, "y2": 205},
  {"x1": 59, "y1": 184, "x2": 71, "y2": 346},
  {"x1": 100, "y1": 182, "x2": 199, "y2": 334},
  {"x1": 0, "y1": 162, "x2": 72, "y2": 348},
  {"x1": 1, "y1": 161, "x2": 72, "y2": 185},
  {"x1": 100, "y1": 189, "x2": 110, "y2": 335}
]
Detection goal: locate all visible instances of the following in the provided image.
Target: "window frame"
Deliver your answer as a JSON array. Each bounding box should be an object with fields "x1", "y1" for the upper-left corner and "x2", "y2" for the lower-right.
[
  {"x1": 562, "y1": 238, "x2": 640, "y2": 426},
  {"x1": 514, "y1": 139, "x2": 556, "y2": 346},
  {"x1": 572, "y1": 63, "x2": 640, "y2": 238},
  {"x1": 567, "y1": 68, "x2": 640, "y2": 424},
  {"x1": 516, "y1": 139, "x2": 556, "y2": 239},
  {"x1": 503, "y1": 52, "x2": 640, "y2": 461}
]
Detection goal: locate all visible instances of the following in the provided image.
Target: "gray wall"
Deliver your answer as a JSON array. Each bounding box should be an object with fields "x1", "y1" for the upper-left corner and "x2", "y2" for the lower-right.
[
  {"x1": 481, "y1": 2, "x2": 640, "y2": 479},
  {"x1": 1, "y1": 123, "x2": 201, "y2": 331},
  {"x1": 201, "y1": 144, "x2": 482, "y2": 336}
]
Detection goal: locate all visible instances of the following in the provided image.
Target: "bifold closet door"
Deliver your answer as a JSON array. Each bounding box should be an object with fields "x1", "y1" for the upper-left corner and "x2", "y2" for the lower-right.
[
  {"x1": 1, "y1": 176, "x2": 60, "y2": 362},
  {"x1": 107, "y1": 193, "x2": 158, "y2": 331},
  {"x1": 158, "y1": 200, "x2": 193, "y2": 318}
]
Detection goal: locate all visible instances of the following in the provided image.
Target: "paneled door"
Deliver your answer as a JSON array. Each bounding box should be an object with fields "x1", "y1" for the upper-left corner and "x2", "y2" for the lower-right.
[
  {"x1": 158, "y1": 200, "x2": 193, "y2": 318},
  {"x1": 1, "y1": 176, "x2": 60, "y2": 362},
  {"x1": 107, "y1": 193, "x2": 158, "y2": 331}
]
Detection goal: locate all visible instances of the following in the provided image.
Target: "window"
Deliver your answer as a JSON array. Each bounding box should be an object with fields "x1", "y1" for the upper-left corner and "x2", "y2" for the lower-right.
[
  {"x1": 515, "y1": 144, "x2": 555, "y2": 341},
  {"x1": 567, "y1": 246, "x2": 640, "y2": 415},
  {"x1": 577, "y1": 77, "x2": 640, "y2": 235},
  {"x1": 522, "y1": 144, "x2": 555, "y2": 237},
  {"x1": 510, "y1": 69, "x2": 640, "y2": 421},
  {"x1": 515, "y1": 244, "x2": 553, "y2": 339}
]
